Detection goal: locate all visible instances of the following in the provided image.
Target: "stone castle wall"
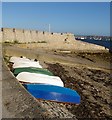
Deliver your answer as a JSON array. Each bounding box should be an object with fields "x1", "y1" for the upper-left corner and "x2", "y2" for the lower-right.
[
  {"x1": 0, "y1": 28, "x2": 107, "y2": 51},
  {"x1": 0, "y1": 28, "x2": 74, "y2": 44}
]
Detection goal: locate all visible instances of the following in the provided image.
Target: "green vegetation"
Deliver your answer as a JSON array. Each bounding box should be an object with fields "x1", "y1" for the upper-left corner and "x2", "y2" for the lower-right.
[
  {"x1": 13, "y1": 40, "x2": 19, "y2": 44},
  {"x1": 31, "y1": 41, "x2": 36, "y2": 43},
  {"x1": 37, "y1": 41, "x2": 47, "y2": 43},
  {"x1": 4, "y1": 41, "x2": 10, "y2": 43}
]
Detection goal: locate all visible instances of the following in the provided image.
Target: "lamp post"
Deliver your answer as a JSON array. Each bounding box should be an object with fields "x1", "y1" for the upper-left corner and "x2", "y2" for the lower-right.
[{"x1": 49, "y1": 24, "x2": 51, "y2": 33}]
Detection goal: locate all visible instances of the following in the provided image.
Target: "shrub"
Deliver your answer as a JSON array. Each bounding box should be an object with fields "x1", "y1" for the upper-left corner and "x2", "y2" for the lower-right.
[
  {"x1": 13, "y1": 40, "x2": 19, "y2": 44},
  {"x1": 4, "y1": 41, "x2": 10, "y2": 43},
  {"x1": 37, "y1": 41, "x2": 47, "y2": 43}
]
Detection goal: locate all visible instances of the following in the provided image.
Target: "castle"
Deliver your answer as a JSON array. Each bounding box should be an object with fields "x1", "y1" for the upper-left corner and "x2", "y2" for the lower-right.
[{"x1": 0, "y1": 28, "x2": 107, "y2": 51}]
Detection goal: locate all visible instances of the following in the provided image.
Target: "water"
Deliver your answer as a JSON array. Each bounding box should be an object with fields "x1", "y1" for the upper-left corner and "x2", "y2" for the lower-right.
[{"x1": 76, "y1": 39, "x2": 111, "y2": 50}]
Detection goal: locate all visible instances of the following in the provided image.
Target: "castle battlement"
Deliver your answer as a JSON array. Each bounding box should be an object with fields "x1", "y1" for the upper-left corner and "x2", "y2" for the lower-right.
[
  {"x1": 0, "y1": 28, "x2": 107, "y2": 52},
  {"x1": 0, "y1": 28, "x2": 74, "y2": 43}
]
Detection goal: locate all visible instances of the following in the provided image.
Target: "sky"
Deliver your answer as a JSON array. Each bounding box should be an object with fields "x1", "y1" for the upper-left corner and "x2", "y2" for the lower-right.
[
  {"x1": 0, "y1": 2, "x2": 2, "y2": 28},
  {"x1": 2, "y1": 2, "x2": 110, "y2": 36},
  {"x1": 1, "y1": 0, "x2": 111, "y2": 2}
]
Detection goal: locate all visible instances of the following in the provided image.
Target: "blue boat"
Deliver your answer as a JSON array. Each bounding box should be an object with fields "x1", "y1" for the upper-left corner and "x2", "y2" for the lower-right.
[{"x1": 23, "y1": 84, "x2": 80, "y2": 104}]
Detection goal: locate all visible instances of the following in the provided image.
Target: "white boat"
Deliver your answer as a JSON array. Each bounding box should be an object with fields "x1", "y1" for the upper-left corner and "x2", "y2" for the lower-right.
[
  {"x1": 16, "y1": 72, "x2": 64, "y2": 87},
  {"x1": 10, "y1": 57, "x2": 42, "y2": 68},
  {"x1": 80, "y1": 37, "x2": 85, "y2": 40},
  {"x1": 10, "y1": 56, "x2": 30, "y2": 63},
  {"x1": 13, "y1": 61, "x2": 42, "y2": 68}
]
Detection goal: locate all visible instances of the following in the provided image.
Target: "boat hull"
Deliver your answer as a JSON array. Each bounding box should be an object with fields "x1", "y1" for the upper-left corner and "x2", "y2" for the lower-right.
[
  {"x1": 13, "y1": 67, "x2": 54, "y2": 76},
  {"x1": 16, "y1": 72, "x2": 64, "y2": 87},
  {"x1": 23, "y1": 84, "x2": 80, "y2": 104}
]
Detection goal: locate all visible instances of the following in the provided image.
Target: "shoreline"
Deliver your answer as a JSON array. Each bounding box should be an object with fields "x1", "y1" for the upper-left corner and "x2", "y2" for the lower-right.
[{"x1": 2, "y1": 44, "x2": 112, "y2": 119}]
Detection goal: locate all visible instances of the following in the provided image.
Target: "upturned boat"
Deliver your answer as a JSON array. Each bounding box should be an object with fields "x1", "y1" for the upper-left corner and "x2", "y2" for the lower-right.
[
  {"x1": 23, "y1": 84, "x2": 80, "y2": 104},
  {"x1": 13, "y1": 67, "x2": 54, "y2": 76},
  {"x1": 16, "y1": 72, "x2": 64, "y2": 87}
]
